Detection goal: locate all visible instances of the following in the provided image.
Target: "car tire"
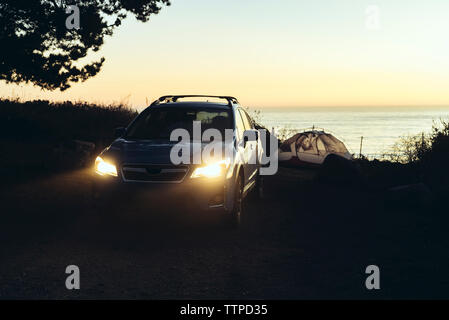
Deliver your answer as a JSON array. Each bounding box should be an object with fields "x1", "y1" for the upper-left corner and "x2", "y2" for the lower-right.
[
  {"x1": 254, "y1": 171, "x2": 264, "y2": 199},
  {"x1": 224, "y1": 174, "x2": 243, "y2": 228},
  {"x1": 248, "y1": 170, "x2": 264, "y2": 202}
]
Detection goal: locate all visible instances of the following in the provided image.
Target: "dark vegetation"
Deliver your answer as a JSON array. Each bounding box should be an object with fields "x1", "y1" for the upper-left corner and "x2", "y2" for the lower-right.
[
  {"x1": 354, "y1": 120, "x2": 449, "y2": 202},
  {"x1": 0, "y1": 98, "x2": 137, "y2": 184}
]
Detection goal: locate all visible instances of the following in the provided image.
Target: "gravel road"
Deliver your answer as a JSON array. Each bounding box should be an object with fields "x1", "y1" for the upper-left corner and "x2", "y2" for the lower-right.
[{"x1": 1, "y1": 167, "x2": 448, "y2": 299}]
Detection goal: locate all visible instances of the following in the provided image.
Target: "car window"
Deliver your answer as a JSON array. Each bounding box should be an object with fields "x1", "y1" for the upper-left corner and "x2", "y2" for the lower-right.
[
  {"x1": 234, "y1": 109, "x2": 246, "y2": 140},
  {"x1": 126, "y1": 107, "x2": 232, "y2": 140},
  {"x1": 238, "y1": 109, "x2": 253, "y2": 130},
  {"x1": 244, "y1": 110, "x2": 255, "y2": 129}
]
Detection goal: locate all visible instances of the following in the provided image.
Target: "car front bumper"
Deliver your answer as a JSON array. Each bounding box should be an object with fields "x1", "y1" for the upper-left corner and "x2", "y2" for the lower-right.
[{"x1": 92, "y1": 172, "x2": 234, "y2": 213}]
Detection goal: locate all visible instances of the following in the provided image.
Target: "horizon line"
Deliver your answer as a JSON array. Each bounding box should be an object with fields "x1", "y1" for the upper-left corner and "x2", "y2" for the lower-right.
[{"x1": 2, "y1": 96, "x2": 449, "y2": 111}]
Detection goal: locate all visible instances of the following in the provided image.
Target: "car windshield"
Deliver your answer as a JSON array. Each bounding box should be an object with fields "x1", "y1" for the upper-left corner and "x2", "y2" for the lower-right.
[{"x1": 125, "y1": 107, "x2": 233, "y2": 141}]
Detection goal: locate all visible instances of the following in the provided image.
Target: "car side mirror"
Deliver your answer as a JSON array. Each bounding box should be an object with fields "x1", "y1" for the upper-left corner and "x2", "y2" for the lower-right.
[
  {"x1": 114, "y1": 127, "x2": 126, "y2": 138},
  {"x1": 243, "y1": 129, "x2": 258, "y2": 147}
]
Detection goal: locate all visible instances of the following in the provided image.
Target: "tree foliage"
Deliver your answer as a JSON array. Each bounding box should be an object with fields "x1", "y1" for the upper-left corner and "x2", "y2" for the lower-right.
[{"x1": 0, "y1": 0, "x2": 170, "y2": 90}]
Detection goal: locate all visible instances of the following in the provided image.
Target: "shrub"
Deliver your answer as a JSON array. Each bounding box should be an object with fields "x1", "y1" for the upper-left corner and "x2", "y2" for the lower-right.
[
  {"x1": 0, "y1": 99, "x2": 138, "y2": 182},
  {"x1": 380, "y1": 119, "x2": 449, "y2": 196},
  {"x1": 386, "y1": 133, "x2": 431, "y2": 164},
  {"x1": 0, "y1": 98, "x2": 137, "y2": 148}
]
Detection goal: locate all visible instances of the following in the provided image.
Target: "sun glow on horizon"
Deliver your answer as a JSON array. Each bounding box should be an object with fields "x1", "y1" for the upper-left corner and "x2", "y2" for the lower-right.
[{"x1": 1, "y1": 0, "x2": 449, "y2": 109}]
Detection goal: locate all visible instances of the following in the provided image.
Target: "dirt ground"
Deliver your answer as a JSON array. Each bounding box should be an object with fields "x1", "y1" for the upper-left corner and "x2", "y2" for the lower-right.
[{"x1": 0, "y1": 167, "x2": 448, "y2": 299}]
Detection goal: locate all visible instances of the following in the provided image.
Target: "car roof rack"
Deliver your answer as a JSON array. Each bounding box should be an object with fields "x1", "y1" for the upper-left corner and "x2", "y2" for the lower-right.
[{"x1": 151, "y1": 95, "x2": 239, "y2": 107}]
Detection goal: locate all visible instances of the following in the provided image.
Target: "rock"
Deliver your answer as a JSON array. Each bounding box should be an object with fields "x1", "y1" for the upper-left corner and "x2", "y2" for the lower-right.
[{"x1": 316, "y1": 153, "x2": 364, "y2": 187}]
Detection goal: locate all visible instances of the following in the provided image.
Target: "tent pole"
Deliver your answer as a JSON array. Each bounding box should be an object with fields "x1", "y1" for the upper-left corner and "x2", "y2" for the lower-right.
[{"x1": 359, "y1": 136, "x2": 363, "y2": 158}]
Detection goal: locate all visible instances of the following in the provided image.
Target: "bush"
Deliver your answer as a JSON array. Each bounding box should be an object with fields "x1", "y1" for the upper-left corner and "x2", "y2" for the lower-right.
[
  {"x1": 420, "y1": 120, "x2": 449, "y2": 196},
  {"x1": 379, "y1": 119, "x2": 449, "y2": 197},
  {"x1": 384, "y1": 133, "x2": 431, "y2": 164},
  {"x1": 384, "y1": 119, "x2": 448, "y2": 165},
  {"x1": 355, "y1": 158, "x2": 420, "y2": 189},
  {"x1": 0, "y1": 99, "x2": 138, "y2": 182},
  {"x1": 0, "y1": 98, "x2": 137, "y2": 148}
]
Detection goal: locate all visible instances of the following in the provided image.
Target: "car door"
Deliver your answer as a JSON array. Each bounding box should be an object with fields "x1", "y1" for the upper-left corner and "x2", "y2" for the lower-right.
[
  {"x1": 238, "y1": 109, "x2": 258, "y2": 187},
  {"x1": 234, "y1": 109, "x2": 250, "y2": 187}
]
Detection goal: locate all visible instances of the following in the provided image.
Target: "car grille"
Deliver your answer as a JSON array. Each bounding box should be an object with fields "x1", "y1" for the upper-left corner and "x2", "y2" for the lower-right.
[{"x1": 121, "y1": 164, "x2": 189, "y2": 183}]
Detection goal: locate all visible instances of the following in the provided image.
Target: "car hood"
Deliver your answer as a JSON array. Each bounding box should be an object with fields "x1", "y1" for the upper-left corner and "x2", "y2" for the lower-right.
[{"x1": 103, "y1": 138, "x2": 232, "y2": 165}]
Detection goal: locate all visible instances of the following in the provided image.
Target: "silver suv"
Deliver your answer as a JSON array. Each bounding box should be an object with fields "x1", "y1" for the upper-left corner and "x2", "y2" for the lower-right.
[{"x1": 93, "y1": 95, "x2": 264, "y2": 226}]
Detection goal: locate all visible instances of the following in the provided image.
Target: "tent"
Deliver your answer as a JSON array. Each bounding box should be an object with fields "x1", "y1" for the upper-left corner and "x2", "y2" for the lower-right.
[{"x1": 278, "y1": 128, "x2": 352, "y2": 166}]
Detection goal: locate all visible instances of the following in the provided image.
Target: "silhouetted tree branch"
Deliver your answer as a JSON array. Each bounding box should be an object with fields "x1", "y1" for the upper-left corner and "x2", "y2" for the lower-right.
[{"x1": 0, "y1": 0, "x2": 170, "y2": 91}]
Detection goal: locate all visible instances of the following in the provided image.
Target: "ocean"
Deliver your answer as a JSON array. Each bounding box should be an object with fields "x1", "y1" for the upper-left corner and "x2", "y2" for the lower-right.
[{"x1": 254, "y1": 107, "x2": 449, "y2": 157}]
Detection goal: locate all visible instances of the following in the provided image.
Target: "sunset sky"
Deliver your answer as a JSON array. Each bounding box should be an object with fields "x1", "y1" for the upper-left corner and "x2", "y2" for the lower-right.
[{"x1": 1, "y1": 0, "x2": 449, "y2": 109}]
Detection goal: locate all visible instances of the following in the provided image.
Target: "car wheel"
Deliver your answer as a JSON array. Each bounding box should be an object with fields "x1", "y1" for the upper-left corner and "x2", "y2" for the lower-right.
[
  {"x1": 248, "y1": 171, "x2": 264, "y2": 202},
  {"x1": 255, "y1": 171, "x2": 264, "y2": 199},
  {"x1": 224, "y1": 175, "x2": 243, "y2": 228}
]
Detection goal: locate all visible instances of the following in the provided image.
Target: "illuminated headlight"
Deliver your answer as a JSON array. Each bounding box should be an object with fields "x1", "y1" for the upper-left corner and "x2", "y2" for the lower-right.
[
  {"x1": 191, "y1": 159, "x2": 230, "y2": 179},
  {"x1": 95, "y1": 156, "x2": 118, "y2": 177}
]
